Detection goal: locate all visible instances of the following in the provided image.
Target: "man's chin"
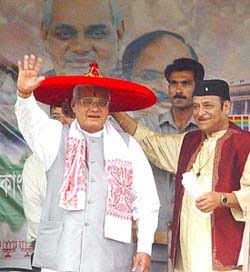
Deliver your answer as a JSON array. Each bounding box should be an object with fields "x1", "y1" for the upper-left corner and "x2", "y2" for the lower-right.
[
  {"x1": 196, "y1": 122, "x2": 211, "y2": 133},
  {"x1": 80, "y1": 123, "x2": 103, "y2": 133},
  {"x1": 173, "y1": 103, "x2": 193, "y2": 111},
  {"x1": 173, "y1": 99, "x2": 186, "y2": 105}
]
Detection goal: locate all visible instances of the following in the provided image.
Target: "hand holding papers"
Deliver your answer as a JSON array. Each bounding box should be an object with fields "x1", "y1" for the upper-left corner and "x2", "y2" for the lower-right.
[{"x1": 181, "y1": 172, "x2": 203, "y2": 200}]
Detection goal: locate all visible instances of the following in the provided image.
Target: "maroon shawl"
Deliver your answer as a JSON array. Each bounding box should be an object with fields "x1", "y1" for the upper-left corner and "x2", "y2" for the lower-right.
[{"x1": 170, "y1": 122, "x2": 250, "y2": 270}]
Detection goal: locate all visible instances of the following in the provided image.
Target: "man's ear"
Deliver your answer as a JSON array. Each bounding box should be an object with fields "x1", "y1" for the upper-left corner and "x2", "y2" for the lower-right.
[
  {"x1": 71, "y1": 100, "x2": 76, "y2": 113},
  {"x1": 40, "y1": 22, "x2": 48, "y2": 41},
  {"x1": 223, "y1": 100, "x2": 231, "y2": 115},
  {"x1": 116, "y1": 19, "x2": 125, "y2": 41},
  {"x1": 167, "y1": 85, "x2": 171, "y2": 95}
]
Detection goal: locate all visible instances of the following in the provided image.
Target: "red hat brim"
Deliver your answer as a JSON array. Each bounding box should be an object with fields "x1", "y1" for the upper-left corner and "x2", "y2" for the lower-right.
[{"x1": 33, "y1": 75, "x2": 156, "y2": 112}]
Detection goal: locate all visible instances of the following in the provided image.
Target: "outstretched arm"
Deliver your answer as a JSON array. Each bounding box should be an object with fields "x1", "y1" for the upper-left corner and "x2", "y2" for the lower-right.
[
  {"x1": 15, "y1": 55, "x2": 62, "y2": 170},
  {"x1": 112, "y1": 112, "x2": 183, "y2": 173},
  {"x1": 112, "y1": 112, "x2": 138, "y2": 136}
]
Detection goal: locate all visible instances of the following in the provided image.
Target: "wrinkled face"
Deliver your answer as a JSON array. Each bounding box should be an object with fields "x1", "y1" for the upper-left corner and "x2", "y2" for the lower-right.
[
  {"x1": 168, "y1": 70, "x2": 195, "y2": 110},
  {"x1": 50, "y1": 106, "x2": 73, "y2": 124},
  {"x1": 192, "y1": 95, "x2": 230, "y2": 135},
  {"x1": 71, "y1": 87, "x2": 110, "y2": 133},
  {"x1": 131, "y1": 36, "x2": 193, "y2": 114},
  {"x1": 42, "y1": 0, "x2": 122, "y2": 76}
]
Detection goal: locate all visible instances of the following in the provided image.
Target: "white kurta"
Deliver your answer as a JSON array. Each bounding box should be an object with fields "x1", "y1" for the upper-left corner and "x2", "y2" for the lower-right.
[{"x1": 134, "y1": 123, "x2": 250, "y2": 272}]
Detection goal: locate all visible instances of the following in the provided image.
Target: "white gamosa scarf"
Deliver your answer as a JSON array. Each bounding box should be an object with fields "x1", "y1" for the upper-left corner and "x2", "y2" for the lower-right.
[{"x1": 59, "y1": 119, "x2": 134, "y2": 243}]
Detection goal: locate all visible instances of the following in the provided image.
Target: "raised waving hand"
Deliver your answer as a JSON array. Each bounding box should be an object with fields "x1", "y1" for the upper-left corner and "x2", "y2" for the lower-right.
[{"x1": 17, "y1": 54, "x2": 45, "y2": 98}]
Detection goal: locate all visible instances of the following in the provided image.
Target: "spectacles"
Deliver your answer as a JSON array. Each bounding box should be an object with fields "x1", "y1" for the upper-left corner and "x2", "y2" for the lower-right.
[{"x1": 76, "y1": 97, "x2": 110, "y2": 108}]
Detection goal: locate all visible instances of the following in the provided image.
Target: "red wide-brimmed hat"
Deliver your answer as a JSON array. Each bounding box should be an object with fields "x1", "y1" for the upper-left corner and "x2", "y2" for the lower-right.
[{"x1": 33, "y1": 64, "x2": 156, "y2": 112}]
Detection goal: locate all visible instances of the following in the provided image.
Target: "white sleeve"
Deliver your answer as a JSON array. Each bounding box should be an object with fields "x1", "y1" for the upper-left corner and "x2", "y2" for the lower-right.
[
  {"x1": 15, "y1": 94, "x2": 62, "y2": 170},
  {"x1": 129, "y1": 136, "x2": 160, "y2": 256},
  {"x1": 22, "y1": 154, "x2": 47, "y2": 241},
  {"x1": 232, "y1": 153, "x2": 250, "y2": 221},
  {"x1": 134, "y1": 123, "x2": 184, "y2": 173}
]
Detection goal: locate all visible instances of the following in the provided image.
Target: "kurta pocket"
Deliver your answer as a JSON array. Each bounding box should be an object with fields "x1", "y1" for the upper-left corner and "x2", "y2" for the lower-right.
[
  {"x1": 56, "y1": 222, "x2": 83, "y2": 271},
  {"x1": 33, "y1": 221, "x2": 63, "y2": 269}
]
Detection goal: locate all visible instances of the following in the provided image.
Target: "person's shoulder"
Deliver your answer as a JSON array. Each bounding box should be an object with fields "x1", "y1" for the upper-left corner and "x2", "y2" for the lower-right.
[
  {"x1": 182, "y1": 130, "x2": 203, "y2": 147},
  {"x1": 116, "y1": 129, "x2": 131, "y2": 146},
  {"x1": 116, "y1": 129, "x2": 141, "y2": 148},
  {"x1": 235, "y1": 129, "x2": 250, "y2": 137},
  {"x1": 24, "y1": 153, "x2": 44, "y2": 170},
  {"x1": 225, "y1": 124, "x2": 250, "y2": 153},
  {"x1": 231, "y1": 127, "x2": 250, "y2": 143},
  {"x1": 229, "y1": 121, "x2": 250, "y2": 136},
  {"x1": 24, "y1": 153, "x2": 39, "y2": 164}
]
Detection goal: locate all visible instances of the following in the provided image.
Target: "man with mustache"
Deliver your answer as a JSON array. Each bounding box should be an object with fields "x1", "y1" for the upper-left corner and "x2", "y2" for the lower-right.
[
  {"x1": 41, "y1": 0, "x2": 124, "y2": 76},
  {"x1": 163, "y1": 58, "x2": 204, "y2": 132},
  {"x1": 147, "y1": 58, "x2": 204, "y2": 271},
  {"x1": 123, "y1": 56, "x2": 205, "y2": 271}
]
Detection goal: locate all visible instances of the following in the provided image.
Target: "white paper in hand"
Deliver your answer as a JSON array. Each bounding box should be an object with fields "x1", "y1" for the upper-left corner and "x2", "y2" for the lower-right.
[{"x1": 182, "y1": 172, "x2": 203, "y2": 200}]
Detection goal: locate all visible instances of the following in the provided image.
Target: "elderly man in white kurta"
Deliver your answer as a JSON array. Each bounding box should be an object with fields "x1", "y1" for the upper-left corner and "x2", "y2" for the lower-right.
[{"x1": 15, "y1": 55, "x2": 160, "y2": 272}]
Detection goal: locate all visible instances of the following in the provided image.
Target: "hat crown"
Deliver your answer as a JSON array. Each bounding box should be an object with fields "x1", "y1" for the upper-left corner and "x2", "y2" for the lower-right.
[
  {"x1": 193, "y1": 79, "x2": 230, "y2": 100},
  {"x1": 86, "y1": 63, "x2": 103, "y2": 77}
]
